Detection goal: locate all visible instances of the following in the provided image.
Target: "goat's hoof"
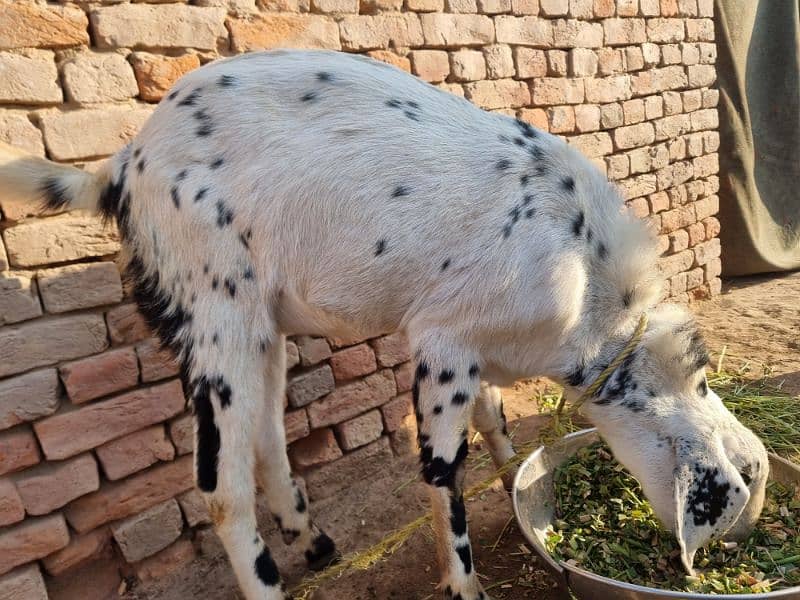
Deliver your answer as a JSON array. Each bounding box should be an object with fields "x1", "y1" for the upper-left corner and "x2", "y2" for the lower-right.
[
  {"x1": 444, "y1": 584, "x2": 490, "y2": 600},
  {"x1": 305, "y1": 532, "x2": 340, "y2": 572}
]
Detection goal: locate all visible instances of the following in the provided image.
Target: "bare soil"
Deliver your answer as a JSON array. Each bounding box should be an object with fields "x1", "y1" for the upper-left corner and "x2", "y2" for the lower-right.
[{"x1": 124, "y1": 272, "x2": 800, "y2": 600}]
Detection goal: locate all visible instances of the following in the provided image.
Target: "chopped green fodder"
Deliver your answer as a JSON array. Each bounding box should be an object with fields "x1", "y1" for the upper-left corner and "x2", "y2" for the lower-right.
[{"x1": 546, "y1": 442, "x2": 800, "y2": 594}]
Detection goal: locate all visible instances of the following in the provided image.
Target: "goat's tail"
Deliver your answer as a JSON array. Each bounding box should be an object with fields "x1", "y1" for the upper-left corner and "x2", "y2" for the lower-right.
[{"x1": 0, "y1": 141, "x2": 115, "y2": 216}]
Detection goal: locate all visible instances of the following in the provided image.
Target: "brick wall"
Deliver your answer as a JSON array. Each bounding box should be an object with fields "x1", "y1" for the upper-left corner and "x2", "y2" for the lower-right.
[{"x1": 0, "y1": 0, "x2": 721, "y2": 597}]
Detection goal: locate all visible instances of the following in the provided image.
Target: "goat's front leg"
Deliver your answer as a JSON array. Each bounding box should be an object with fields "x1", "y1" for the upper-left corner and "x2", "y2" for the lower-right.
[{"x1": 412, "y1": 337, "x2": 488, "y2": 600}]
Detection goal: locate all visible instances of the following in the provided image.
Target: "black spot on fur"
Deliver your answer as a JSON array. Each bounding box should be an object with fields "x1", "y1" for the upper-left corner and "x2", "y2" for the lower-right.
[
  {"x1": 239, "y1": 232, "x2": 250, "y2": 250},
  {"x1": 192, "y1": 377, "x2": 220, "y2": 492},
  {"x1": 178, "y1": 88, "x2": 201, "y2": 107},
  {"x1": 212, "y1": 333, "x2": 219, "y2": 345},
  {"x1": 167, "y1": 89, "x2": 179, "y2": 101},
  {"x1": 301, "y1": 91, "x2": 317, "y2": 102},
  {"x1": 170, "y1": 186, "x2": 181, "y2": 209},
  {"x1": 218, "y1": 74, "x2": 236, "y2": 88},
  {"x1": 195, "y1": 187, "x2": 208, "y2": 203},
  {"x1": 622, "y1": 289, "x2": 633, "y2": 308},
  {"x1": 597, "y1": 242, "x2": 608, "y2": 260},
  {"x1": 41, "y1": 177, "x2": 71, "y2": 211},
  {"x1": 212, "y1": 374, "x2": 232, "y2": 408},
  {"x1": 502, "y1": 224, "x2": 513, "y2": 239},
  {"x1": 212, "y1": 275, "x2": 219, "y2": 290},
  {"x1": 177, "y1": 169, "x2": 188, "y2": 181},
  {"x1": 243, "y1": 266, "x2": 254, "y2": 280},
  {"x1": 392, "y1": 185, "x2": 410, "y2": 198},
  {"x1": 562, "y1": 176, "x2": 575, "y2": 192},
  {"x1": 433, "y1": 405, "x2": 442, "y2": 415},
  {"x1": 254, "y1": 547, "x2": 281, "y2": 586},
  {"x1": 386, "y1": 99, "x2": 402, "y2": 108},
  {"x1": 468, "y1": 364, "x2": 479, "y2": 378},
  {"x1": 415, "y1": 362, "x2": 430, "y2": 381},
  {"x1": 441, "y1": 259, "x2": 451, "y2": 271},
  {"x1": 572, "y1": 211, "x2": 585, "y2": 237},
  {"x1": 295, "y1": 486, "x2": 307, "y2": 513},
  {"x1": 697, "y1": 378, "x2": 708, "y2": 396},
  {"x1": 686, "y1": 467, "x2": 731, "y2": 527},
  {"x1": 305, "y1": 533, "x2": 338, "y2": 571},
  {"x1": 451, "y1": 391, "x2": 469, "y2": 406},
  {"x1": 210, "y1": 157, "x2": 224, "y2": 170},
  {"x1": 438, "y1": 370, "x2": 454, "y2": 384},
  {"x1": 194, "y1": 109, "x2": 214, "y2": 137},
  {"x1": 455, "y1": 543, "x2": 472, "y2": 574},
  {"x1": 420, "y1": 438, "x2": 468, "y2": 487},
  {"x1": 375, "y1": 239, "x2": 387, "y2": 256},
  {"x1": 520, "y1": 174, "x2": 530, "y2": 186},
  {"x1": 317, "y1": 71, "x2": 333, "y2": 82},
  {"x1": 215, "y1": 201, "x2": 234, "y2": 228},
  {"x1": 133, "y1": 148, "x2": 141, "y2": 159},
  {"x1": 515, "y1": 118, "x2": 537, "y2": 139},
  {"x1": 449, "y1": 494, "x2": 467, "y2": 537},
  {"x1": 403, "y1": 110, "x2": 419, "y2": 121},
  {"x1": 513, "y1": 137, "x2": 525, "y2": 146},
  {"x1": 203, "y1": 264, "x2": 210, "y2": 275},
  {"x1": 224, "y1": 278, "x2": 237, "y2": 298},
  {"x1": 496, "y1": 158, "x2": 511, "y2": 171},
  {"x1": 525, "y1": 208, "x2": 536, "y2": 218},
  {"x1": 529, "y1": 145, "x2": 545, "y2": 161}
]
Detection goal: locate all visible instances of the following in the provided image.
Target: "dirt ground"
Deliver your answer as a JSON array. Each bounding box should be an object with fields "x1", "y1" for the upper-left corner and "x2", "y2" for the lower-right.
[{"x1": 124, "y1": 271, "x2": 800, "y2": 600}]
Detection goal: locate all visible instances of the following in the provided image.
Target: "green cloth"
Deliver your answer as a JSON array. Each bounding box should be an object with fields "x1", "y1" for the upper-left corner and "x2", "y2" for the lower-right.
[{"x1": 715, "y1": 0, "x2": 800, "y2": 275}]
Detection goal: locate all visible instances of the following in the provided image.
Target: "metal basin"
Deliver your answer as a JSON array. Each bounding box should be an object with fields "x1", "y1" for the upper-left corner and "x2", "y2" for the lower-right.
[{"x1": 511, "y1": 428, "x2": 800, "y2": 600}]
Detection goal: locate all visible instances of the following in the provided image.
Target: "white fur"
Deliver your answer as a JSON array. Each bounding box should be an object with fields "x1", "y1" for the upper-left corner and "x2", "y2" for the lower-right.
[{"x1": 0, "y1": 49, "x2": 767, "y2": 600}]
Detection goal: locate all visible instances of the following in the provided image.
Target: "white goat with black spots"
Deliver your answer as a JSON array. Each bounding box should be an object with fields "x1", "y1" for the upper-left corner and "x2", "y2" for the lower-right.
[{"x1": 0, "y1": 49, "x2": 768, "y2": 600}]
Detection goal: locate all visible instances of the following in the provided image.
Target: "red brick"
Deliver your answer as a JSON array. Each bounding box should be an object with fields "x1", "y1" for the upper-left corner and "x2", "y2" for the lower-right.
[
  {"x1": 335, "y1": 410, "x2": 384, "y2": 451},
  {"x1": 134, "y1": 539, "x2": 195, "y2": 582},
  {"x1": 177, "y1": 489, "x2": 209, "y2": 527},
  {"x1": 381, "y1": 393, "x2": 413, "y2": 432},
  {"x1": 306, "y1": 437, "x2": 394, "y2": 501},
  {"x1": 112, "y1": 498, "x2": 183, "y2": 562},
  {"x1": 0, "y1": 314, "x2": 108, "y2": 378},
  {"x1": 136, "y1": 339, "x2": 179, "y2": 382},
  {"x1": 106, "y1": 303, "x2": 149, "y2": 345},
  {"x1": 0, "y1": 3, "x2": 89, "y2": 50},
  {"x1": 366, "y1": 50, "x2": 411, "y2": 72},
  {"x1": 41, "y1": 527, "x2": 112, "y2": 576},
  {"x1": 168, "y1": 415, "x2": 193, "y2": 456},
  {"x1": 96, "y1": 425, "x2": 175, "y2": 481},
  {"x1": 287, "y1": 364, "x2": 335, "y2": 408},
  {"x1": 286, "y1": 339, "x2": 300, "y2": 369},
  {"x1": 0, "y1": 479, "x2": 24, "y2": 527},
  {"x1": 295, "y1": 336, "x2": 332, "y2": 366},
  {"x1": 330, "y1": 343, "x2": 377, "y2": 381},
  {"x1": 687, "y1": 221, "x2": 706, "y2": 247},
  {"x1": 59, "y1": 348, "x2": 139, "y2": 404},
  {"x1": 518, "y1": 108, "x2": 549, "y2": 131},
  {"x1": 14, "y1": 454, "x2": 99, "y2": 516},
  {"x1": 285, "y1": 409, "x2": 310, "y2": 444},
  {"x1": 693, "y1": 238, "x2": 720, "y2": 266},
  {"x1": 307, "y1": 369, "x2": 396, "y2": 428},
  {"x1": 35, "y1": 380, "x2": 185, "y2": 460},
  {"x1": 0, "y1": 427, "x2": 40, "y2": 476},
  {"x1": 703, "y1": 216, "x2": 720, "y2": 239},
  {"x1": 393, "y1": 362, "x2": 414, "y2": 393},
  {"x1": 0, "y1": 564, "x2": 48, "y2": 599},
  {"x1": 64, "y1": 455, "x2": 193, "y2": 534},
  {"x1": 0, "y1": 513, "x2": 69, "y2": 575},
  {"x1": 36, "y1": 262, "x2": 122, "y2": 314},
  {"x1": 0, "y1": 369, "x2": 59, "y2": 430},
  {"x1": 370, "y1": 332, "x2": 410, "y2": 367},
  {"x1": 288, "y1": 428, "x2": 342, "y2": 469},
  {"x1": 45, "y1": 553, "x2": 122, "y2": 600}
]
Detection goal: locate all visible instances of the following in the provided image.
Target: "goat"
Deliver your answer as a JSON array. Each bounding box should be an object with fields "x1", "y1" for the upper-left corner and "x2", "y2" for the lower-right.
[{"x1": 0, "y1": 49, "x2": 768, "y2": 600}]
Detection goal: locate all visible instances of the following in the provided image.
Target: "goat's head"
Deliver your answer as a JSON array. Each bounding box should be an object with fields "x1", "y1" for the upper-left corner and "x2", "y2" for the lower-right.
[{"x1": 572, "y1": 304, "x2": 768, "y2": 574}]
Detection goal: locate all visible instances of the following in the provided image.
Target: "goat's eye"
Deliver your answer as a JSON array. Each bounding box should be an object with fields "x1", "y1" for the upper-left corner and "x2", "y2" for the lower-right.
[{"x1": 697, "y1": 378, "x2": 708, "y2": 396}]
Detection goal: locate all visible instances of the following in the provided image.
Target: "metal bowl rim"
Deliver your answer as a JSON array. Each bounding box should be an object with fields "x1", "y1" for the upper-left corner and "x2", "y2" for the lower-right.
[{"x1": 511, "y1": 427, "x2": 800, "y2": 600}]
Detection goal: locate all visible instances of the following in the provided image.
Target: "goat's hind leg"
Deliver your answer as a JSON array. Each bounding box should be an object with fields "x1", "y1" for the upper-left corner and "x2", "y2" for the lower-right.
[
  {"x1": 471, "y1": 383, "x2": 516, "y2": 491},
  {"x1": 254, "y1": 335, "x2": 339, "y2": 572},
  {"x1": 189, "y1": 328, "x2": 287, "y2": 600}
]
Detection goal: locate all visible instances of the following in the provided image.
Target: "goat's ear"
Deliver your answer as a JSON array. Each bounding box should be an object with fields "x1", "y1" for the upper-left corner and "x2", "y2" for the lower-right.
[{"x1": 672, "y1": 439, "x2": 750, "y2": 575}]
